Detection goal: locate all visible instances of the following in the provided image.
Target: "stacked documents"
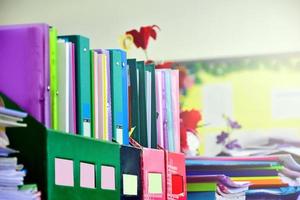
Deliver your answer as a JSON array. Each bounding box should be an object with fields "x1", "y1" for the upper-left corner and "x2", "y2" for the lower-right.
[
  {"x1": 0, "y1": 107, "x2": 27, "y2": 128},
  {"x1": 186, "y1": 155, "x2": 300, "y2": 199},
  {"x1": 0, "y1": 106, "x2": 41, "y2": 199}
]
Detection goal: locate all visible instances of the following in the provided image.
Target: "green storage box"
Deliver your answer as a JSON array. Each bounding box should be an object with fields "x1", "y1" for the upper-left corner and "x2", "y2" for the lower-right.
[{"x1": 2, "y1": 93, "x2": 120, "y2": 200}]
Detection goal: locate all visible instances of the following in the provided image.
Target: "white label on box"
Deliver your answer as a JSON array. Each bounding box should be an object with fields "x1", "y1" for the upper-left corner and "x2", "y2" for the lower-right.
[
  {"x1": 116, "y1": 127, "x2": 123, "y2": 144},
  {"x1": 83, "y1": 120, "x2": 91, "y2": 137}
]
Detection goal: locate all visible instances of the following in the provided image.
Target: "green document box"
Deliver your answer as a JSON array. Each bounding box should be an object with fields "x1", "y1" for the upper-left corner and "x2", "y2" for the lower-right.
[{"x1": 1, "y1": 93, "x2": 120, "y2": 200}]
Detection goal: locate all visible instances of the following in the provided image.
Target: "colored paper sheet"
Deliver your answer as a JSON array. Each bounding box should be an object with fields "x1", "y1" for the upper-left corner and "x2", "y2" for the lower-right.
[
  {"x1": 172, "y1": 175, "x2": 184, "y2": 195},
  {"x1": 101, "y1": 166, "x2": 116, "y2": 190},
  {"x1": 187, "y1": 191, "x2": 216, "y2": 200},
  {"x1": 80, "y1": 162, "x2": 95, "y2": 189},
  {"x1": 187, "y1": 182, "x2": 217, "y2": 192},
  {"x1": 54, "y1": 158, "x2": 74, "y2": 187},
  {"x1": 148, "y1": 173, "x2": 163, "y2": 194},
  {"x1": 123, "y1": 174, "x2": 138, "y2": 195}
]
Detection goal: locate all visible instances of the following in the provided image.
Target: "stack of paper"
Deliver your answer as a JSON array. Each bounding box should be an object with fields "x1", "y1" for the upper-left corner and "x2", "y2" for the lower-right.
[
  {"x1": 0, "y1": 106, "x2": 41, "y2": 199},
  {"x1": 0, "y1": 107, "x2": 27, "y2": 128},
  {"x1": 224, "y1": 137, "x2": 300, "y2": 163},
  {"x1": 186, "y1": 156, "x2": 300, "y2": 199},
  {"x1": 187, "y1": 174, "x2": 249, "y2": 200}
]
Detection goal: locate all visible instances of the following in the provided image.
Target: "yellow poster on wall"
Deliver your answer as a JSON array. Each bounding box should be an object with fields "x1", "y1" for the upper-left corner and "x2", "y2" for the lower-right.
[{"x1": 176, "y1": 53, "x2": 300, "y2": 155}]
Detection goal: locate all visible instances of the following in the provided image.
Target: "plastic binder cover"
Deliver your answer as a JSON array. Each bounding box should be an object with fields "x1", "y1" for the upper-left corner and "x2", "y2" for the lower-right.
[
  {"x1": 109, "y1": 49, "x2": 129, "y2": 145},
  {"x1": 136, "y1": 61, "x2": 148, "y2": 147},
  {"x1": 0, "y1": 23, "x2": 50, "y2": 127},
  {"x1": 145, "y1": 64, "x2": 157, "y2": 149},
  {"x1": 127, "y1": 59, "x2": 140, "y2": 143},
  {"x1": 49, "y1": 27, "x2": 58, "y2": 130}
]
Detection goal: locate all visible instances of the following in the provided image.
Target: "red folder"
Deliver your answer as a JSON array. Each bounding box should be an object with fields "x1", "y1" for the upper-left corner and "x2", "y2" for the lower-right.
[{"x1": 165, "y1": 151, "x2": 187, "y2": 200}]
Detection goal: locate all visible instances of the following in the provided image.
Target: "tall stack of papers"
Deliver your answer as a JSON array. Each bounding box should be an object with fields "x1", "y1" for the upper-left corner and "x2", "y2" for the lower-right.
[
  {"x1": 0, "y1": 106, "x2": 41, "y2": 200},
  {"x1": 186, "y1": 155, "x2": 300, "y2": 199}
]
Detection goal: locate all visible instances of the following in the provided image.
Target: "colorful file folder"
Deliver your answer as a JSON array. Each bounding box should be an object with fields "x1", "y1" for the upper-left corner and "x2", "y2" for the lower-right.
[
  {"x1": 91, "y1": 50, "x2": 108, "y2": 140},
  {"x1": 136, "y1": 61, "x2": 148, "y2": 147},
  {"x1": 170, "y1": 70, "x2": 180, "y2": 152},
  {"x1": 59, "y1": 35, "x2": 92, "y2": 137},
  {"x1": 155, "y1": 70, "x2": 165, "y2": 149},
  {"x1": 164, "y1": 70, "x2": 174, "y2": 152},
  {"x1": 49, "y1": 27, "x2": 59, "y2": 130},
  {"x1": 121, "y1": 51, "x2": 129, "y2": 145},
  {"x1": 120, "y1": 145, "x2": 142, "y2": 200},
  {"x1": 109, "y1": 49, "x2": 129, "y2": 145},
  {"x1": 57, "y1": 39, "x2": 74, "y2": 133},
  {"x1": 0, "y1": 23, "x2": 51, "y2": 127},
  {"x1": 145, "y1": 64, "x2": 157, "y2": 149},
  {"x1": 165, "y1": 151, "x2": 187, "y2": 200},
  {"x1": 95, "y1": 49, "x2": 112, "y2": 141},
  {"x1": 141, "y1": 148, "x2": 166, "y2": 200},
  {"x1": 127, "y1": 59, "x2": 140, "y2": 142}
]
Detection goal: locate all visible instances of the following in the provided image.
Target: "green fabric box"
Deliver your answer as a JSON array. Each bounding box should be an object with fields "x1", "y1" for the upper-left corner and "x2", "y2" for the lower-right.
[{"x1": 2, "y1": 93, "x2": 120, "y2": 200}]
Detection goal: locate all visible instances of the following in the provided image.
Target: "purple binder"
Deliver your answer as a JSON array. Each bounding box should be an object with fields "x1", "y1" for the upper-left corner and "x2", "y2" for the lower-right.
[{"x1": 0, "y1": 23, "x2": 50, "y2": 127}]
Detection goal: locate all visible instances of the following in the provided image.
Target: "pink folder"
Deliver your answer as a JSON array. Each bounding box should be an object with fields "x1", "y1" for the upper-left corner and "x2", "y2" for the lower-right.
[
  {"x1": 70, "y1": 43, "x2": 77, "y2": 133},
  {"x1": 155, "y1": 71, "x2": 164, "y2": 148},
  {"x1": 142, "y1": 148, "x2": 166, "y2": 200},
  {"x1": 0, "y1": 23, "x2": 50, "y2": 127}
]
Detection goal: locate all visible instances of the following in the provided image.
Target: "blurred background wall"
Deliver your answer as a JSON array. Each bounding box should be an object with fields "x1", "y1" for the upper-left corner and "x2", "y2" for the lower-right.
[{"x1": 1, "y1": 0, "x2": 300, "y2": 61}]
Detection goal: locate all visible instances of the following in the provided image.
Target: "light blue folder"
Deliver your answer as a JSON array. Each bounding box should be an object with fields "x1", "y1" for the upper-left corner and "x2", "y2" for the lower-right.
[
  {"x1": 164, "y1": 70, "x2": 174, "y2": 151},
  {"x1": 121, "y1": 50, "x2": 129, "y2": 145}
]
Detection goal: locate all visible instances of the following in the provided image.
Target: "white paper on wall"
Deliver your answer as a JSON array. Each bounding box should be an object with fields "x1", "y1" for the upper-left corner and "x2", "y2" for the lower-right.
[
  {"x1": 272, "y1": 89, "x2": 300, "y2": 119},
  {"x1": 203, "y1": 83, "x2": 233, "y2": 127}
]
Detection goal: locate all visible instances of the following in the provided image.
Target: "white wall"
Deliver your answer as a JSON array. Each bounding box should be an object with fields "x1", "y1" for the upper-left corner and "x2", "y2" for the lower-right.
[{"x1": 1, "y1": 0, "x2": 300, "y2": 61}]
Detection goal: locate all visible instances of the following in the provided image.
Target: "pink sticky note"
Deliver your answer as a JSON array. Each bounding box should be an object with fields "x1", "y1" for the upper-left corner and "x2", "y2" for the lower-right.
[
  {"x1": 101, "y1": 165, "x2": 115, "y2": 190},
  {"x1": 55, "y1": 158, "x2": 74, "y2": 186},
  {"x1": 80, "y1": 162, "x2": 95, "y2": 188}
]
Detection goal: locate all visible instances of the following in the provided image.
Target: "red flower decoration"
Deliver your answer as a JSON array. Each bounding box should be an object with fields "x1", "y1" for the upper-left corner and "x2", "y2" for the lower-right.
[
  {"x1": 180, "y1": 109, "x2": 202, "y2": 154},
  {"x1": 180, "y1": 110, "x2": 202, "y2": 130},
  {"x1": 180, "y1": 123, "x2": 188, "y2": 152},
  {"x1": 126, "y1": 25, "x2": 160, "y2": 50}
]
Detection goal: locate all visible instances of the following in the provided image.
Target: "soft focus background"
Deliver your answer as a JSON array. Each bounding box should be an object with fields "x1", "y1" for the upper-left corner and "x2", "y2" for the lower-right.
[
  {"x1": 1, "y1": 0, "x2": 300, "y2": 61},
  {"x1": 2, "y1": 0, "x2": 300, "y2": 156}
]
